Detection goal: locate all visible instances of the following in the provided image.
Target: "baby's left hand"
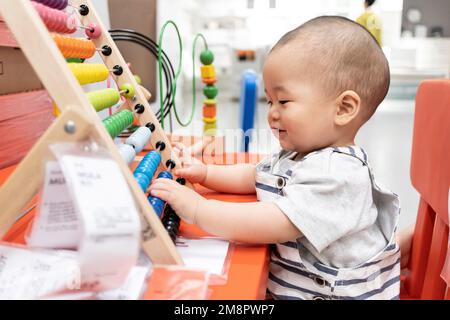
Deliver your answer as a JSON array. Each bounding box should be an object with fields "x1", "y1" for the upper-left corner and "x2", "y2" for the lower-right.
[{"x1": 148, "y1": 178, "x2": 205, "y2": 224}]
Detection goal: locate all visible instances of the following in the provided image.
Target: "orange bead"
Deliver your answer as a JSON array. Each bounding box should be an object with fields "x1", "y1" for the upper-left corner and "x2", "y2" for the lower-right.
[
  {"x1": 52, "y1": 34, "x2": 95, "y2": 59},
  {"x1": 202, "y1": 77, "x2": 216, "y2": 85},
  {"x1": 203, "y1": 105, "x2": 216, "y2": 118}
]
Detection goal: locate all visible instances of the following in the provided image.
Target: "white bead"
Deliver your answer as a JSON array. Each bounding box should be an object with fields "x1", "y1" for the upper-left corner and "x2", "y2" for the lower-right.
[
  {"x1": 117, "y1": 143, "x2": 136, "y2": 165},
  {"x1": 125, "y1": 126, "x2": 151, "y2": 154}
]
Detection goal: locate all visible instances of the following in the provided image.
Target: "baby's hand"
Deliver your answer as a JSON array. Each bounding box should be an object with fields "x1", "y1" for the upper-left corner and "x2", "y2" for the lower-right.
[
  {"x1": 149, "y1": 178, "x2": 205, "y2": 224},
  {"x1": 172, "y1": 142, "x2": 207, "y2": 184}
]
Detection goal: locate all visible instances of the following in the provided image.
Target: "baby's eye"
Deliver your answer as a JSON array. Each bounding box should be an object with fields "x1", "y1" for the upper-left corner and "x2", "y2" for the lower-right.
[
  {"x1": 279, "y1": 100, "x2": 291, "y2": 105},
  {"x1": 267, "y1": 100, "x2": 273, "y2": 106}
]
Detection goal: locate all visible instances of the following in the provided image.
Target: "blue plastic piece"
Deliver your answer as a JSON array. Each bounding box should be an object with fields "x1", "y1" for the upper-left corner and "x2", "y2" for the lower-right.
[
  {"x1": 148, "y1": 196, "x2": 164, "y2": 217},
  {"x1": 133, "y1": 172, "x2": 150, "y2": 192},
  {"x1": 148, "y1": 171, "x2": 173, "y2": 218},
  {"x1": 239, "y1": 70, "x2": 258, "y2": 152},
  {"x1": 157, "y1": 171, "x2": 173, "y2": 180},
  {"x1": 133, "y1": 151, "x2": 161, "y2": 180}
]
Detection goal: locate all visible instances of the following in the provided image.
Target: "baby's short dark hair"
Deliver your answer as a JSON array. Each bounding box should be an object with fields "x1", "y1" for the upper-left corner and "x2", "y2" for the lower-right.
[{"x1": 272, "y1": 16, "x2": 390, "y2": 122}]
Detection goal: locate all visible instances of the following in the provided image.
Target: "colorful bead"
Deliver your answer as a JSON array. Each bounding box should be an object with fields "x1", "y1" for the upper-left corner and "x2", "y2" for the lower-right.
[
  {"x1": 147, "y1": 171, "x2": 173, "y2": 217},
  {"x1": 200, "y1": 65, "x2": 215, "y2": 79},
  {"x1": 86, "y1": 88, "x2": 120, "y2": 112},
  {"x1": 202, "y1": 77, "x2": 216, "y2": 85},
  {"x1": 85, "y1": 22, "x2": 102, "y2": 39},
  {"x1": 203, "y1": 116, "x2": 217, "y2": 124},
  {"x1": 120, "y1": 83, "x2": 135, "y2": 98},
  {"x1": 125, "y1": 126, "x2": 152, "y2": 154},
  {"x1": 204, "y1": 98, "x2": 217, "y2": 106},
  {"x1": 134, "y1": 74, "x2": 142, "y2": 85},
  {"x1": 68, "y1": 63, "x2": 109, "y2": 85},
  {"x1": 200, "y1": 50, "x2": 214, "y2": 65},
  {"x1": 203, "y1": 105, "x2": 216, "y2": 118},
  {"x1": 102, "y1": 110, "x2": 134, "y2": 138},
  {"x1": 203, "y1": 85, "x2": 218, "y2": 99}
]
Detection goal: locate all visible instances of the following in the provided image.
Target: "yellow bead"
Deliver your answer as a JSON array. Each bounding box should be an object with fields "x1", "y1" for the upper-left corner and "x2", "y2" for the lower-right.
[
  {"x1": 204, "y1": 98, "x2": 217, "y2": 106},
  {"x1": 201, "y1": 65, "x2": 215, "y2": 79},
  {"x1": 204, "y1": 123, "x2": 217, "y2": 136},
  {"x1": 203, "y1": 117, "x2": 217, "y2": 124},
  {"x1": 53, "y1": 103, "x2": 61, "y2": 117},
  {"x1": 68, "y1": 63, "x2": 109, "y2": 85}
]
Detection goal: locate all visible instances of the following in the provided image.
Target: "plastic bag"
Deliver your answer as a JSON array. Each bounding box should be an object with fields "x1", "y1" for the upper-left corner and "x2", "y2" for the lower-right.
[{"x1": 145, "y1": 265, "x2": 210, "y2": 300}]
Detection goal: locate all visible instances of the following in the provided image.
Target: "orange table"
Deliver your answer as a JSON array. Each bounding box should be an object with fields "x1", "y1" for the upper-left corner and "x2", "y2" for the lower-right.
[{"x1": 0, "y1": 164, "x2": 269, "y2": 300}]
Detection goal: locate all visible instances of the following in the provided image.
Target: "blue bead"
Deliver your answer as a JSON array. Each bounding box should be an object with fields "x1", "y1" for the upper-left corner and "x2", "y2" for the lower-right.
[
  {"x1": 148, "y1": 196, "x2": 164, "y2": 217},
  {"x1": 134, "y1": 172, "x2": 150, "y2": 192},
  {"x1": 157, "y1": 171, "x2": 173, "y2": 180}
]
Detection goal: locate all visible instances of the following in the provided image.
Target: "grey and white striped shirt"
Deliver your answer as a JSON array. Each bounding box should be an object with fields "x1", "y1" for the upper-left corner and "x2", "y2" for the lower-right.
[{"x1": 256, "y1": 146, "x2": 400, "y2": 300}]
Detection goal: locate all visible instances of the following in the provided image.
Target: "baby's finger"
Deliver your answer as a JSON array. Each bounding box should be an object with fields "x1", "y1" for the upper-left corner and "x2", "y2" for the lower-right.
[
  {"x1": 179, "y1": 156, "x2": 194, "y2": 167},
  {"x1": 149, "y1": 189, "x2": 171, "y2": 202},
  {"x1": 172, "y1": 142, "x2": 185, "y2": 157},
  {"x1": 174, "y1": 168, "x2": 192, "y2": 177},
  {"x1": 150, "y1": 178, "x2": 179, "y2": 189}
]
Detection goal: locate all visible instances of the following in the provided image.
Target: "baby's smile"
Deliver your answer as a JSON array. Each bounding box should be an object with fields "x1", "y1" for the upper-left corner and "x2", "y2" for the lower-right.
[{"x1": 271, "y1": 127, "x2": 287, "y2": 139}]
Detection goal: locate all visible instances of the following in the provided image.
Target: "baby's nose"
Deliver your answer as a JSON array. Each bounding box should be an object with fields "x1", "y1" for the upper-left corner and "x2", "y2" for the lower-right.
[{"x1": 269, "y1": 108, "x2": 281, "y2": 120}]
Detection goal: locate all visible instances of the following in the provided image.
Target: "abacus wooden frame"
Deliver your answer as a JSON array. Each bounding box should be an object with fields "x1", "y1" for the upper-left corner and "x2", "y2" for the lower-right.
[{"x1": 0, "y1": 0, "x2": 183, "y2": 265}]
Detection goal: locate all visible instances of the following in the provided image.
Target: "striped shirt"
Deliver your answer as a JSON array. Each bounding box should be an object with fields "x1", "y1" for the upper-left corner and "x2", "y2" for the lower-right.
[{"x1": 255, "y1": 146, "x2": 400, "y2": 300}]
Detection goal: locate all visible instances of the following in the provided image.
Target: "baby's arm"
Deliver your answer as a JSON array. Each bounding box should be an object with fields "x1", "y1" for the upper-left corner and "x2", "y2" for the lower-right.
[
  {"x1": 149, "y1": 178, "x2": 302, "y2": 243},
  {"x1": 173, "y1": 143, "x2": 256, "y2": 194},
  {"x1": 201, "y1": 163, "x2": 256, "y2": 194}
]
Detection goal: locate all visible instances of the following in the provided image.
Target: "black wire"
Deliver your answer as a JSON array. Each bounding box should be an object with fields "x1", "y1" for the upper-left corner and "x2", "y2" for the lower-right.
[
  {"x1": 109, "y1": 30, "x2": 175, "y2": 119},
  {"x1": 111, "y1": 35, "x2": 173, "y2": 119},
  {"x1": 108, "y1": 29, "x2": 176, "y2": 123},
  {"x1": 110, "y1": 34, "x2": 173, "y2": 120}
]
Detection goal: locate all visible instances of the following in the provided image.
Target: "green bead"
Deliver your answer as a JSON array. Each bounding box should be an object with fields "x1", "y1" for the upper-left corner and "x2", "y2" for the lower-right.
[
  {"x1": 200, "y1": 50, "x2": 214, "y2": 65},
  {"x1": 203, "y1": 85, "x2": 218, "y2": 99},
  {"x1": 120, "y1": 83, "x2": 135, "y2": 99},
  {"x1": 134, "y1": 74, "x2": 142, "y2": 85},
  {"x1": 102, "y1": 110, "x2": 134, "y2": 138}
]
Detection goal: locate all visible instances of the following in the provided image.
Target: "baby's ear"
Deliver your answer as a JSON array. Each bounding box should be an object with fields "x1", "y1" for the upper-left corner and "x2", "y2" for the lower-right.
[{"x1": 334, "y1": 90, "x2": 361, "y2": 126}]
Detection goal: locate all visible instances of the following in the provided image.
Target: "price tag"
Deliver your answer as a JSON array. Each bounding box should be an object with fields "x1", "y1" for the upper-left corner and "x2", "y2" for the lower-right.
[{"x1": 58, "y1": 155, "x2": 141, "y2": 291}]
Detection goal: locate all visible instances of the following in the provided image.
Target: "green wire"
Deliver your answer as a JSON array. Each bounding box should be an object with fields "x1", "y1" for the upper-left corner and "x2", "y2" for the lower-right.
[
  {"x1": 158, "y1": 20, "x2": 182, "y2": 129},
  {"x1": 157, "y1": 21, "x2": 208, "y2": 128}
]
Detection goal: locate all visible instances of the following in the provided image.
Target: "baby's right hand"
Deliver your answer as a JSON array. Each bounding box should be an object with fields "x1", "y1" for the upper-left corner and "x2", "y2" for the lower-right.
[{"x1": 172, "y1": 142, "x2": 207, "y2": 184}]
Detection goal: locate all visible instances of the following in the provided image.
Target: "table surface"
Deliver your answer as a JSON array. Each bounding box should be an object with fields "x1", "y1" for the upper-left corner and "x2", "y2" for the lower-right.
[{"x1": 0, "y1": 163, "x2": 269, "y2": 300}]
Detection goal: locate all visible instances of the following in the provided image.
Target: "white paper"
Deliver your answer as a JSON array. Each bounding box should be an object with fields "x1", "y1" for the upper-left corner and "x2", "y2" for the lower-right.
[
  {"x1": 96, "y1": 266, "x2": 149, "y2": 300},
  {"x1": 27, "y1": 162, "x2": 80, "y2": 249},
  {"x1": 0, "y1": 244, "x2": 79, "y2": 300},
  {"x1": 176, "y1": 237, "x2": 229, "y2": 276},
  {"x1": 0, "y1": 244, "x2": 151, "y2": 300}
]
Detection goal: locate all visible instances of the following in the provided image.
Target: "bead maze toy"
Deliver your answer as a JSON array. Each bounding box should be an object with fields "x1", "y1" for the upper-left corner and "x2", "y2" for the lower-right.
[
  {"x1": 0, "y1": 0, "x2": 188, "y2": 265},
  {"x1": 200, "y1": 48, "x2": 218, "y2": 135}
]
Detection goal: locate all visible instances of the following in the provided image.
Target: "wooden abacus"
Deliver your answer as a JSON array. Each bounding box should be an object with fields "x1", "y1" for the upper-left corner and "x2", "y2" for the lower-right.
[{"x1": 0, "y1": 0, "x2": 186, "y2": 264}]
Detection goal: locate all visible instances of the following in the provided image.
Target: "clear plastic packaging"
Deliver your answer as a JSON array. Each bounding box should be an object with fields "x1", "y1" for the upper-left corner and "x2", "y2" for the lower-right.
[
  {"x1": 145, "y1": 265, "x2": 210, "y2": 300},
  {"x1": 175, "y1": 235, "x2": 234, "y2": 286}
]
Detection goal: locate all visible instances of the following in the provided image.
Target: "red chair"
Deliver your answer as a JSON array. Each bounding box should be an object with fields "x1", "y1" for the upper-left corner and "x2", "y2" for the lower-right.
[{"x1": 401, "y1": 80, "x2": 450, "y2": 299}]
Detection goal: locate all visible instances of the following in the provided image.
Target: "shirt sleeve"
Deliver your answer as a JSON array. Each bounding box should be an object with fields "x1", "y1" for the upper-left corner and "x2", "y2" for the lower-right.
[{"x1": 274, "y1": 151, "x2": 375, "y2": 253}]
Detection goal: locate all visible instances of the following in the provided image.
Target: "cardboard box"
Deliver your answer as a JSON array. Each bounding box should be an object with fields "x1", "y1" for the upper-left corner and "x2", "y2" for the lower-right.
[
  {"x1": 0, "y1": 90, "x2": 53, "y2": 169},
  {"x1": 108, "y1": 0, "x2": 157, "y2": 102},
  {"x1": 0, "y1": 46, "x2": 43, "y2": 95}
]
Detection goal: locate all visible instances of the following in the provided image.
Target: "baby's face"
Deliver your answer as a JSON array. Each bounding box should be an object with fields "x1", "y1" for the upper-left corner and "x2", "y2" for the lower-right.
[{"x1": 263, "y1": 47, "x2": 338, "y2": 153}]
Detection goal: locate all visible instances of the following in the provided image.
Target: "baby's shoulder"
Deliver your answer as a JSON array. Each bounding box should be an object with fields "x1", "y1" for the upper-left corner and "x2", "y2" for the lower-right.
[{"x1": 292, "y1": 146, "x2": 370, "y2": 177}]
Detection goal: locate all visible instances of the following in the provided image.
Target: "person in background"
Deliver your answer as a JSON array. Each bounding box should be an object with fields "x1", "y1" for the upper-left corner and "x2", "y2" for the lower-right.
[{"x1": 356, "y1": 0, "x2": 383, "y2": 46}]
